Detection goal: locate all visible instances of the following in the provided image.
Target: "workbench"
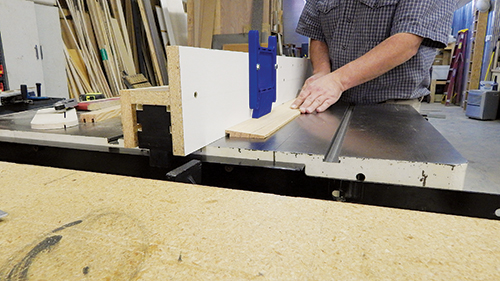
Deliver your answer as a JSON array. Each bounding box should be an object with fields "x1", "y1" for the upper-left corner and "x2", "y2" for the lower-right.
[{"x1": 0, "y1": 161, "x2": 499, "y2": 280}]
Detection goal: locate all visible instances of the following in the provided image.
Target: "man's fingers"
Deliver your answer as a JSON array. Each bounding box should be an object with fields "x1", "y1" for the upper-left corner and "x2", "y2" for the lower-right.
[
  {"x1": 302, "y1": 95, "x2": 324, "y2": 113},
  {"x1": 291, "y1": 87, "x2": 311, "y2": 109},
  {"x1": 316, "y1": 99, "x2": 333, "y2": 113}
]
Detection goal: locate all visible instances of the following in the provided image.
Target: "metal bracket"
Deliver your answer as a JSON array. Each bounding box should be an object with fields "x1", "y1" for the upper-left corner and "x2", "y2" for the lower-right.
[
  {"x1": 166, "y1": 159, "x2": 202, "y2": 184},
  {"x1": 249, "y1": 30, "x2": 277, "y2": 118}
]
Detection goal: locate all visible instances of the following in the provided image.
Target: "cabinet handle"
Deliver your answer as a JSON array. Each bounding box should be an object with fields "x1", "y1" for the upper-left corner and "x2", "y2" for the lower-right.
[
  {"x1": 34, "y1": 45, "x2": 39, "y2": 60},
  {"x1": 40, "y1": 45, "x2": 43, "y2": 60}
]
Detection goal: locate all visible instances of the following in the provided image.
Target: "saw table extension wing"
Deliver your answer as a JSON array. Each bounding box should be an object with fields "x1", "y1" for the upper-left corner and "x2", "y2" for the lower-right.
[{"x1": 200, "y1": 103, "x2": 468, "y2": 190}]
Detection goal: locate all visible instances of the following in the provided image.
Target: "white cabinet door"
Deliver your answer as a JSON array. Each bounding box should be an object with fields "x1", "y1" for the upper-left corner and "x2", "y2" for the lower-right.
[
  {"x1": 0, "y1": 0, "x2": 44, "y2": 92},
  {"x1": 35, "y1": 3, "x2": 68, "y2": 98}
]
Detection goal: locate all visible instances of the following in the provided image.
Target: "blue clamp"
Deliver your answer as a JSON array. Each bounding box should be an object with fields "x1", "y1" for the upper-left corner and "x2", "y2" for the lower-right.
[{"x1": 249, "y1": 30, "x2": 277, "y2": 118}]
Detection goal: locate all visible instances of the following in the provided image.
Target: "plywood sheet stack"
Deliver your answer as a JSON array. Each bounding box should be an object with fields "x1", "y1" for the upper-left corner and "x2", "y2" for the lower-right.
[
  {"x1": 58, "y1": 0, "x2": 188, "y2": 99},
  {"x1": 59, "y1": 0, "x2": 132, "y2": 99}
]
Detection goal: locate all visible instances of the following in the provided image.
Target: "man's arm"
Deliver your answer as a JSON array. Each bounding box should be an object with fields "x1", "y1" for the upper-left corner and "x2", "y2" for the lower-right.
[
  {"x1": 294, "y1": 40, "x2": 331, "y2": 97},
  {"x1": 291, "y1": 33, "x2": 424, "y2": 113}
]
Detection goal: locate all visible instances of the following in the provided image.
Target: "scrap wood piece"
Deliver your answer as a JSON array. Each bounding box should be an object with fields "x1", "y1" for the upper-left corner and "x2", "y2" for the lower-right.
[
  {"x1": 79, "y1": 105, "x2": 121, "y2": 124},
  {"x1": 76, "y1": 97, "x2": 121, "y2": 111},
  {"x1": 225, "y1": 99, "x2": 300, "y2": 139},
  {"x1": 123, "y1": 73, "x2": 152, "y2": 89}
]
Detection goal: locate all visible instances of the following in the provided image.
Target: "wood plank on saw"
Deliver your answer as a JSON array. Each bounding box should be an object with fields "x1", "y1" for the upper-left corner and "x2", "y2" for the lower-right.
[{"x1": 226, "y1": 99, "x2": 300, "y2": 139}]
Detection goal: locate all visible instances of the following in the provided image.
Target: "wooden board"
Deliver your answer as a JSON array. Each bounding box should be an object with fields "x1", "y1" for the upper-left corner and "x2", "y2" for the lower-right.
[
  {"x1": 226, "y1": 99, "x2": 300, "y2": 138},
  {"x1": 467, "y1": 10, "x2": 489, "y2": 93},
  {"x1": 0, "y1": 161, "x2": 499, "y2": 280},
  {"x1": 218, "y1": 0, "x2": 253, "y2": 34},
  {"x1": 222, "y1": 43, "x2": 268, "y2": 52},
  {"x1": 121, "y1": 46, "x2": 310, "y2": 155},
  {"x1": 79, "y1": 105, "x2": 121, "y2": 123},
  {"x1": 76, "y1": 97, "x2": 121, "y2": 111},
  {"x1": 200, "y1": 0, "x2": 217, "y2": 48}
]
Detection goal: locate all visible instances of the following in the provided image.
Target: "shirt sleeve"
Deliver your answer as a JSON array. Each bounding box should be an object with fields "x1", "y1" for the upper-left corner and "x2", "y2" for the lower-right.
[
  {"x1": 296, "y1": 0, "x2": 327, "y2": 42},
  {"x1": 390, "y1": 0, "x2": 455, "y2": 48}
]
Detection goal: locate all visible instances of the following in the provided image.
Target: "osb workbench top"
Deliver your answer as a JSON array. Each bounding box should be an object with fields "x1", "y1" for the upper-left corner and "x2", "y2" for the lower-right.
[{"x1": 0, "y1": 161, "x2": 499, "y2": 280}]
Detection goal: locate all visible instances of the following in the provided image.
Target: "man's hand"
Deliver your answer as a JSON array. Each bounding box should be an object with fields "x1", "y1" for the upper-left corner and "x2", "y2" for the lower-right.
[
  {"x1": 291, "y1": 72, "x2": 344, "y2": 114},
  {"x1": 291, "y1": 33, "x2": 423, "y2": 114}
]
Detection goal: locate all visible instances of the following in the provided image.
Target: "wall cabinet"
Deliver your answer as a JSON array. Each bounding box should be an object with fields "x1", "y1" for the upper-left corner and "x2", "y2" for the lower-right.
[{"x1": 0, "y1": 0, "x2": 68, "y2": 98}]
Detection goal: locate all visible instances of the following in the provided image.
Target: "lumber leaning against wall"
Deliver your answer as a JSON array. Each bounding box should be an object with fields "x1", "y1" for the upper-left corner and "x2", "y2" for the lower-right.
[{"x1": 121, "y1": 46, "x2": 311, "y2": 156}]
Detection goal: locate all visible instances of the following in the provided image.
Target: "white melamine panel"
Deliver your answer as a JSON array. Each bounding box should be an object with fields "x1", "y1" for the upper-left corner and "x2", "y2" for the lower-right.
[{"x1": 175, "y1": 47, "x2": 310, "y2": 155}]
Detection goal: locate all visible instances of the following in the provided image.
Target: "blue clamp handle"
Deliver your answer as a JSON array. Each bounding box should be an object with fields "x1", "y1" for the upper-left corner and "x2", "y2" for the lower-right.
[{"x1": 249, "y1": 30, "x2": 277, "y2": 118}]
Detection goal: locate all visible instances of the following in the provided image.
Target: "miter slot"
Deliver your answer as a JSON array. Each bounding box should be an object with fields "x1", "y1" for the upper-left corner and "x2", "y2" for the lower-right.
[{"x1": 324, "y1": 105, "x2": 354, "y2": 163}]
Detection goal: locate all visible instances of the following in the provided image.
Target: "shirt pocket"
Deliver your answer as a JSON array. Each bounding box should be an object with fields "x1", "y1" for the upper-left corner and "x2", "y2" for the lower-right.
[
  {"x1": 359, "y1": 0, "x2": 399, "y2": 8},
  {"x1": 358, "y1": 0, "x2": 399, "y2": 43},
  {"x1": 317, "y1": 0, "x2": 340, "y2": 14},
  {"x1": 317, "y1": 0, "x2": 342, "y2": 40}
]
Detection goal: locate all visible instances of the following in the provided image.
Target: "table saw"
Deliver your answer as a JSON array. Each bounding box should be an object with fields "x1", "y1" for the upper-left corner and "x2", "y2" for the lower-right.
[
  {"x1": 0, "y1": 97, "x2": 499, "y2": 220},
  {"x1": 0, "y1": 44, "x2": 498, "y2": 220}
]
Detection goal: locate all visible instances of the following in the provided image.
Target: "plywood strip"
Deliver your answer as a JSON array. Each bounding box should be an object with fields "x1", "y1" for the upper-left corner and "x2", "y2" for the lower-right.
[
  {"x1": 186, "y1": 0, "x2": 195, "y2": 46},
  {"x1": 225, "y1": 99, "x2": 300, "y2": 139},
  {"x1": 200, "y1": 0, "x2": 217, "y2": 48}
]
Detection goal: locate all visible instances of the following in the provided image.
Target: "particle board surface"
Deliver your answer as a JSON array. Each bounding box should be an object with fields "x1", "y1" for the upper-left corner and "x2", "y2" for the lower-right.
[{"x1": 0, "y1": 161, "x2": 499, "y2": 280}]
